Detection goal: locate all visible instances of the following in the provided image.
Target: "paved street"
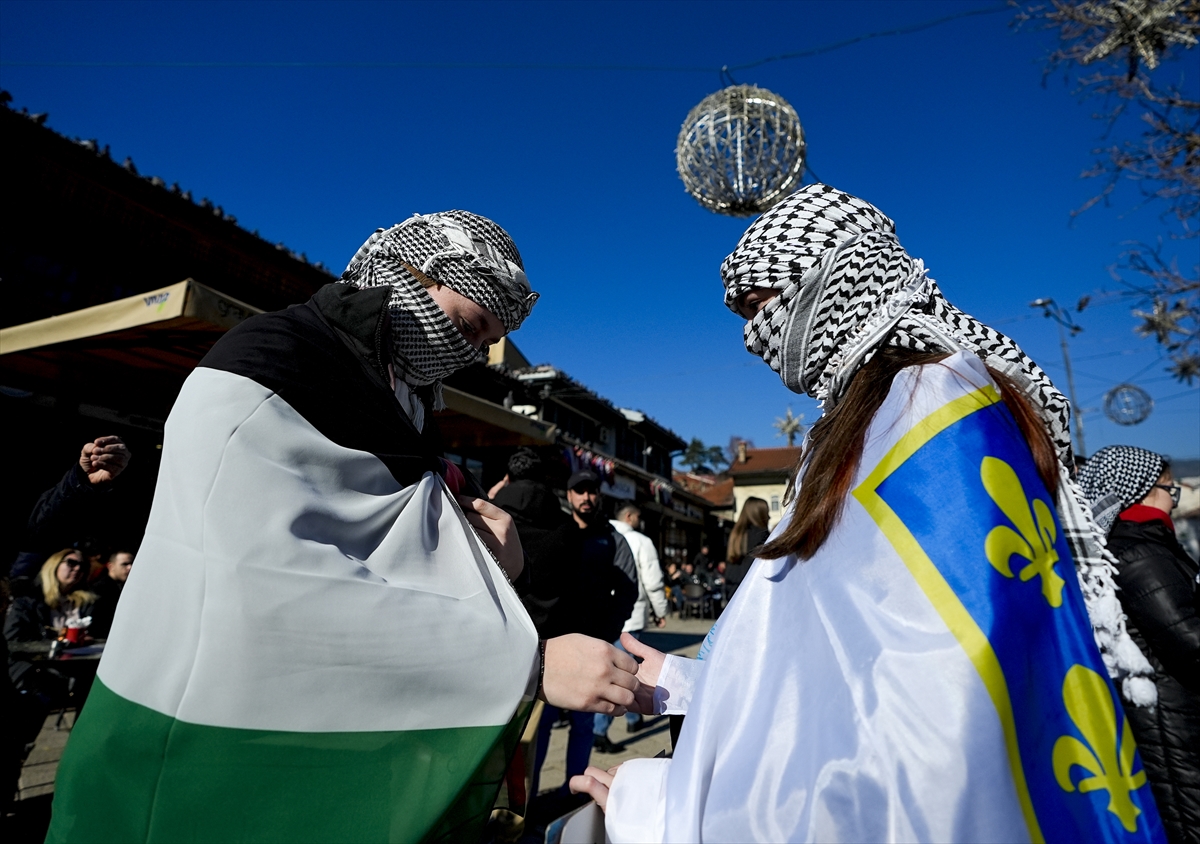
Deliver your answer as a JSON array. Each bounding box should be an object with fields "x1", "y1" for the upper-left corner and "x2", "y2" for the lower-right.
[{"x1": 533, "y1": 615, "x2": 713, "y2": 791}]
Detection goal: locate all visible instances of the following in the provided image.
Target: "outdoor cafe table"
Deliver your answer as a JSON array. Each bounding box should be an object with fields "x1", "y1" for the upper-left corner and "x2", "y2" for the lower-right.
[{"x1": 9, "y1": 639, "x2": 106, "y2": 710}]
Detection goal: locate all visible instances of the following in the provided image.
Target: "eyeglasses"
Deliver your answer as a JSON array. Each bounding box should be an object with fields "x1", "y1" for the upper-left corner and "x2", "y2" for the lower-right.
[{"x1": 1153, "y1": 483, "x2": 1182, "y2": 506}]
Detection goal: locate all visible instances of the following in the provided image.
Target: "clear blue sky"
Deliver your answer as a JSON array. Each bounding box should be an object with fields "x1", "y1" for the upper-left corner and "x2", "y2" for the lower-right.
[{"x1": 2, "y1": 0, "x2": 1196, "y2": 460}]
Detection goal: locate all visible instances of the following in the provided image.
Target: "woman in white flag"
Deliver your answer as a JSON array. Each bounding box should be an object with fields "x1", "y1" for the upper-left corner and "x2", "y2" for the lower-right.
[
  {"x1": 48, "y1": 211, "x2": 639, "y2": 843},
  {"x1": 575, "y1": 185, "x2": 1167, "y2": 843}
]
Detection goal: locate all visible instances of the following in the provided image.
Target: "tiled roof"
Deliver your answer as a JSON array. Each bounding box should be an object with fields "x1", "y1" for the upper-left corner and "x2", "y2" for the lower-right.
[
  {"x1": 673, "y1": 472, "x2": 735, "y2": 508},
  {"x1": 727, "y1": 446, "x2": 802, "y2": 476}
]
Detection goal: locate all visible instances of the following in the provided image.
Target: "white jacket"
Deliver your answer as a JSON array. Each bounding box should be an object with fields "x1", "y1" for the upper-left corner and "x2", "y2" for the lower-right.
[{"x1": 610, "y1": 519, "x2": 669, "y2": 633}]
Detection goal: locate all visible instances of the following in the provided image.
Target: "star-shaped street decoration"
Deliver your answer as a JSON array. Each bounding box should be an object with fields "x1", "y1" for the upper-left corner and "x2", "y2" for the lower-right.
[
  {"x1": 773, "y1": 407, "x2": 805, "y2": 448},
  {"x1": 1079, "y1": 0, "x2": 1199, "y2": 75},
  {"x1": 1132, "y1": 298, "x2": 1188, "y2": 345},
  {"x1": 1169, "y1": 354, "x2": 1200, "y2": 384}
]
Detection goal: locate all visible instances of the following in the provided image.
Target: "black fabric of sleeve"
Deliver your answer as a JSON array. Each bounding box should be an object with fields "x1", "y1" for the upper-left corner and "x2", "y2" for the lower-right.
[
  {"x1": 198, "y1": 284, "x2": 443, "y2": 489},
  {"x1": 24, "y1": 464, "x2": 107, "y2": 555},
  {"x1": 610, "y1": 531, "x2": 638, "y2": 630}
]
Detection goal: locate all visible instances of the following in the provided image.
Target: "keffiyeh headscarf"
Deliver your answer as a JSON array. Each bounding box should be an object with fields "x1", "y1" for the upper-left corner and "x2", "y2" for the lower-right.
[
  {"x1": 721, "y1": 184, "x2": 1157, "y2": 706},
  {"x1": 1078, "y1": 446, "x2": 1166, "y2": 537},
  {"x1": 341, "y1": 211, "x2": 539, "y2": 406}
]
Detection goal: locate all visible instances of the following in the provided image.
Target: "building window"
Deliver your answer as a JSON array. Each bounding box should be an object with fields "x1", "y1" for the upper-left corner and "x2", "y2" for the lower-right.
[{"x1": 771, "y1": 495, "x2": 780, "y2": 513}]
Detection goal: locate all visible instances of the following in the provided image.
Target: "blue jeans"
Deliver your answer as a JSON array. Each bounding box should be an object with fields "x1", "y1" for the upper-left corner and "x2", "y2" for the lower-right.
[
  {"x1": 594, "y1": 632, "x2": 641, "y2": 737},
  {"x1": 532, "y1": 705, "x2": 595, "y2": 797}
]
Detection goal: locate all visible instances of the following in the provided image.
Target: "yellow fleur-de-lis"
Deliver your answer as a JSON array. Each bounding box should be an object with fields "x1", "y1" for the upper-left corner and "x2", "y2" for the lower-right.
[
  {"x1": 1053, "y1": 665, "x2": 1147, "y2": 832},
  {"x1": 981, "y1": 456, "x2": 1065, "y2": 607}
]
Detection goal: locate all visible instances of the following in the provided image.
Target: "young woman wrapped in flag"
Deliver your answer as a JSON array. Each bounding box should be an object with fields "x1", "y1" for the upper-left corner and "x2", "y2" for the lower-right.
[
  {"x1": 576, "y1": 185, "x2": 1167, "y2": 844},
  {"x1": 47, "y1": 211, "x2": 640, "y2": 843}
]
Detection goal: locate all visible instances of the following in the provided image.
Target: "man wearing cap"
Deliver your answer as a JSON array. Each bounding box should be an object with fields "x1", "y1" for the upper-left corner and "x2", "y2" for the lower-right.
[
  {"x1": 48, "y1": 212, "x2": 640, "y2": 844},
  {"x1": 524, "y1": 468, "x2": 638, "y2": 801}
]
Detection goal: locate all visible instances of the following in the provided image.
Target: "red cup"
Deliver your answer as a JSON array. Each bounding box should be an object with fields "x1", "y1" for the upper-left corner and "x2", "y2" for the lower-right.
[{"x1": 65, "y1": 626, "x2": 82, "y2": 644}]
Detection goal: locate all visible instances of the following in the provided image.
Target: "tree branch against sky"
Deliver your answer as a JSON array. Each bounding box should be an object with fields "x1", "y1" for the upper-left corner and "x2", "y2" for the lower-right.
[{"x1": 1017, "y1": 0, "x2": 1200, "y2": 383}]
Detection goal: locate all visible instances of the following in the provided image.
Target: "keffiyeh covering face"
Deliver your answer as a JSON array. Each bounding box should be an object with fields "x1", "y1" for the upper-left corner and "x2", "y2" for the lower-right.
[
  {"x1": 1077, "y1": 446, "x2": 1166, "y2": 537},
  {"x1": 721, "y1": 183, "x2": 1157, "y2": 706},
  {"x1": 341, "y1": 210, "x2": 539, "y2": 401}
]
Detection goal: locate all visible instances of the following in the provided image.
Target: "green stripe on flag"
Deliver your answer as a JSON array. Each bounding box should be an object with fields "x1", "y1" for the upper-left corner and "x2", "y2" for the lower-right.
[{"x1": 48, "y1": 679, "x2": 529, "y2": 843}]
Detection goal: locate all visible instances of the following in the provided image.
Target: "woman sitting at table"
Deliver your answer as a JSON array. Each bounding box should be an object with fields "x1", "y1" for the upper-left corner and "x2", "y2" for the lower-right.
[{"x1": 3, "y1": 548, "x2": 97, "y2": 643}]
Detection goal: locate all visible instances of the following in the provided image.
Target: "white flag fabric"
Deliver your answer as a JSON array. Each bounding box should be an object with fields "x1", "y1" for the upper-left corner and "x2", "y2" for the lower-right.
[{"x1": 607, "y1": 353, "x2": 1164, "y2": 844}]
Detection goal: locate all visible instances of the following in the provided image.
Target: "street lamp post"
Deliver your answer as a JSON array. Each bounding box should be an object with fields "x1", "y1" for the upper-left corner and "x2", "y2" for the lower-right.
[{"x1": 1031, "y1": 298, "x2": 1087, "y2": 458}]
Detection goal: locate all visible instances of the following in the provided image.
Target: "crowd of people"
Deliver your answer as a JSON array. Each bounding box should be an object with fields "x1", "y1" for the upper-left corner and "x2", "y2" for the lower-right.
[
  {"x1": 2, "y1": 189, "x2": 1194, "y2": 844},
  {"x1": 3, "y1": 436, "x2": 137, "y2": 816}
]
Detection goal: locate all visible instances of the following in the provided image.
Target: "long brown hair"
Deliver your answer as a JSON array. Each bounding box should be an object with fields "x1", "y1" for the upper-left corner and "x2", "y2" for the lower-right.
[
  {"x1": 759, "y1": 347, "x2": 1060, "y2": 561},
  {"x1": 727, "y1": 497, "x2": 770, "y2": 562},
  {"x1": 39, "y1": 549, "x2": 98, "y2": 609}
]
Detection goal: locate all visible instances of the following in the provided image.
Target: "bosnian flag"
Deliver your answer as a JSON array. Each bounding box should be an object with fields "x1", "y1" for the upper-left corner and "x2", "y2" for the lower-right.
[
  {"x1": 608, "y1": 352, "x2": 1164, "y2": 843},
  {"x1": 48, "y1": 340, "x2": 538, "y2": 841}
]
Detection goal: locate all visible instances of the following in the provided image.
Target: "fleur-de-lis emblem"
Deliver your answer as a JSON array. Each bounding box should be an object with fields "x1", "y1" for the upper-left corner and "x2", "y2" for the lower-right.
[
  {"x1": 981, "y1": 456, "x2": 1065, "y2": 607},
  {"x1": 1053, "y1": 665, "x2": 1147, "y2": 832}
]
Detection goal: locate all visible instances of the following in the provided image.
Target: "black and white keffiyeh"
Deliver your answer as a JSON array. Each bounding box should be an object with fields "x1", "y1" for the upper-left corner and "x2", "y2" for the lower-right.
[
  {"x1": 1077, "y1": 446, "x2": 1166, "y2": 537},
  {"x1": 341, "y1": 211, "x2": 538, "y2": 406},
  {"x1": 721, "y1": 184, "x2": 1157, "y2": 706}
]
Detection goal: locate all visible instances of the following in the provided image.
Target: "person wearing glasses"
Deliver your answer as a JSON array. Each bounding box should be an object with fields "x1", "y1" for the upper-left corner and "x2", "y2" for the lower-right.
[{"x1": 1079, "y1": 446, "x2": 1199, "y2": 844}]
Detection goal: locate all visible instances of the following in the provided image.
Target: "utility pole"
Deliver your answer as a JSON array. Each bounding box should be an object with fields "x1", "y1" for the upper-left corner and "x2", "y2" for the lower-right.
[{"x1": 1031, "y1": 298, "x2": 1087, "y2": 458}]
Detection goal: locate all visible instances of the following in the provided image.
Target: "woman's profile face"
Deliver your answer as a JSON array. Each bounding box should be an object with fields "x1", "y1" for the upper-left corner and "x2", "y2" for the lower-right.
[
  {"x1": 735, "y1": 288, "x2": 779, "y2": 320},
  {"x1": 56, "y1": 553, "x2": 85, "y2": 591}
]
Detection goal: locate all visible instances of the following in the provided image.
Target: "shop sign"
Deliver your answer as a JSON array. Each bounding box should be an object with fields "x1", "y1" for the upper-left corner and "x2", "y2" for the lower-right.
[{"x1": 601, "y1": 474, "x2": 637, "y2": 500}]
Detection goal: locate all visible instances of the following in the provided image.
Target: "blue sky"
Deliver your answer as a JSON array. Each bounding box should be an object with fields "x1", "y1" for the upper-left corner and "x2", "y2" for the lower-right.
[{"x1": 2, "y1": 0, "x2": 1196, "y2": 460}]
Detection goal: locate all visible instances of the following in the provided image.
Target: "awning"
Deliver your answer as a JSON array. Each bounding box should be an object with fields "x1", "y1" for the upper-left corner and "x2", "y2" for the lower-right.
[
  {"x1": 437, "y1": 386, "x2": 558, "y2": 446},
  {"x1": 0, "y1": 279, "x2": 262, "y2": 417},
  {"x1": 1, "y1": 279, "x2": 560, "y2": 445}
]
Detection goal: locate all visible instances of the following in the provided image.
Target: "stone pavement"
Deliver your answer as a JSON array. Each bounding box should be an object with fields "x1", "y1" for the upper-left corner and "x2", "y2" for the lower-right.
[{"x1": 533, "y1": 614, "x2": 713, "y2": 792}]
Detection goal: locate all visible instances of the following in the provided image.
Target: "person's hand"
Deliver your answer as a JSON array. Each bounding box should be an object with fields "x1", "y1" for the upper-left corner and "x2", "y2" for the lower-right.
[
  {"x1": 541, "y1": 634, "x2": 637, "y2": 715},
  {"x1": 80, "y1": 436, "x2": 131, "y2": 484},
  {"x1": 570, "y1": 765, "x2": 619, "y2": 812},
  {"x1": 456, "y1": 495, "x2": 523, "y2": 580},
  {"x1": 654, "y1": 616, "x2": 667, "y2": 629},
  {"x1": 486, "y1": 474, "x2": 510, "y2": 500},
  {"x1": 621, "y1": 632, "x2": 667, "y2": 716}
]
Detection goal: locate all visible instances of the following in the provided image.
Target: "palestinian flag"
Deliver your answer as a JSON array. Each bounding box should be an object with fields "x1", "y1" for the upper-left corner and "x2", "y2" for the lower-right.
[{"x1": 48, "y1": 284, "x2": 539, "y2": 843}]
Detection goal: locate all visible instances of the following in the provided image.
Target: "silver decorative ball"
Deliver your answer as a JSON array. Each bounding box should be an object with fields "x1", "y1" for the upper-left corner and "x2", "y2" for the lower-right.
[
  {"x1": 1104, "y1": 383, "x2": 1154, "y2": 426},
  {"x1": 675, "y1": 84, "x2": 807, "y2": 217}
]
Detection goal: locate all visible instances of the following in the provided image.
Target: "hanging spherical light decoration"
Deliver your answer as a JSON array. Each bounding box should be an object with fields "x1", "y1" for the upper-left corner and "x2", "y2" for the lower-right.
[
  {"x1": 675, "y1": 84, "x2": 807, "y2": 217},
  {"x1": 1104, "y1": 383, "x2": 1154, "y2": 426}
]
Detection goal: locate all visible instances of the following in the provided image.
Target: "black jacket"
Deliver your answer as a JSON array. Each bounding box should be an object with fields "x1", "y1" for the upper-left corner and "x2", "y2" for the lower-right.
[
  {"x1": 1107, "y1": 516, "x2": 1200, "y2": 844},
  {"x1": 492, "y1": 480, "x2": 570, "y2": 564},
  {"x1": 3, "y1": 578, "x2": 95, "y2": 643},
  {"x1": 522, "y1": 520, "x2": 638, "y2": 643},
  {"x1": 89, "y1": 573, "x2": 125, "y2": 638}
]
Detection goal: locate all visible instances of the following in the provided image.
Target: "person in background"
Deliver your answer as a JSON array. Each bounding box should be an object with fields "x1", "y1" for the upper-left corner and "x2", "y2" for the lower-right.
[
  {"x1": 723, "y1": 497, "x2": 770, "y2": 596},
  {"x1": 525, "y1": 468, "x2": 638, "y2": 797},
  {"x1": 491, "y1": 447, "x2": 570, "y2": 563},
  {"x1": 663, "y1": 561, "x2": 684, "y2": 615},
  {"x1": 4, "y1": 549, "x2": 97, "y2": 643},
  {"x1": 596, "y1": 503, "x2": 668, "y2": 748},
  {"x1": 89, "y1": 549, "x2": 135, "y2": 638},
  {"x1": 9, "y1": 437, "x2": 131, "y2": 579},
  {"x1": 690, "y1": 545, "x2": 711, "y2": 572},
  {"x1": 1079, "y1": 446, "x2": 1199, "y2": 844}
]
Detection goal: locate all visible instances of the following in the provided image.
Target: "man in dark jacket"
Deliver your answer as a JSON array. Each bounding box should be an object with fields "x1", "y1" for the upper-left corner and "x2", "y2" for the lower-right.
[
  {"x1": 526, "y1": 468, "x2": 638, "y2": 795},
  {"x1": 1080, "y1": 447, "x2": 1199, "y2": 844},
  {"x1": 89, "y1": 549, "x2": 134, "y2": 638}
]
